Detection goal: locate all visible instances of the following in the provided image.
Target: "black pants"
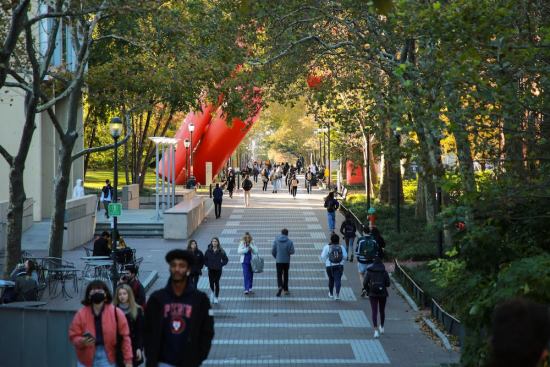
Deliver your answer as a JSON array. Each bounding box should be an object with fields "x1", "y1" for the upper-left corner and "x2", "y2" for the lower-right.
[
  {"x1": 253, "y1": 173, "x2": 258, "y2": 182},
  {"x1": 214, "y1": 200, "x2": 222, "y2": 218},
  {"x1": 276, "y1": 263, "x2": 290, "y2": 291},
  {"x1": 191, "y1": 273, "x2": 200, "y2": 286},
  {"x1": 208, "y1": 269, "x2": 222, "y2": 297},
  {"x1": 292, "y1": 186, "x2": 297, "y2": 197},
  {"x1": 262, "y1": 181, "x2": 268, "y2": 191},
  {"x1": 103, "y1": 200, "x2": 111, "y2": 217}
]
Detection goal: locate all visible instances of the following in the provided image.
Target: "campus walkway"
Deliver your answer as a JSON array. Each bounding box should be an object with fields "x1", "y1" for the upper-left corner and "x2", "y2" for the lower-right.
[{"x1": 21, "y1": 175, "x2": 460, "y2": 366}]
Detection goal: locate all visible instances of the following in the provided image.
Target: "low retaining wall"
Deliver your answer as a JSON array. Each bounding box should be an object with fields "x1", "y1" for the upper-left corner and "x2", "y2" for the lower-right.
[
  {"x1": 0, "y1": 198, "x2": 34, "y2": 251},
  {"x1": 122, "y1": 184, "x2": 140, "y2": 210},
  {"x1": 164, "y1": 197, "x2": 207, "y2": 239},
  {"x1": 63, "y1": 195, "x2": 97, "y2": 250}
]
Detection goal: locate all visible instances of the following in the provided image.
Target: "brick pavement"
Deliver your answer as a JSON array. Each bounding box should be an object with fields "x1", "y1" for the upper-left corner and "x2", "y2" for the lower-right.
[{"x1": 22, "y1": 175, "x2": 460, "y2": 366}]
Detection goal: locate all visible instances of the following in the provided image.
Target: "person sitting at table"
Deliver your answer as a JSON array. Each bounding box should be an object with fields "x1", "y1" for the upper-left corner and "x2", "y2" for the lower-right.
[
  {"x1": 13, "y1": 262, "x2": 39, "y2": 302},
  {"x1": 3, "y1": 260, "x2": 38, "y2": 303},
  {"x1": 120, "y1": 265, "x2": 146, "y2": 310},
  {"x1": 93, "y1": 231, "x2": 111, "y2": 257},
  {"x1": 109, "y1": 230, "x2": 127, "y2": 249}
]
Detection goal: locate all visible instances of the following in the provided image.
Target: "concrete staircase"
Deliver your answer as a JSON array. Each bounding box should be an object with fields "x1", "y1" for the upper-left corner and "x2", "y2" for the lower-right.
[{"x1": 94, "y1": 221, "x2": 164, "y2": 237}]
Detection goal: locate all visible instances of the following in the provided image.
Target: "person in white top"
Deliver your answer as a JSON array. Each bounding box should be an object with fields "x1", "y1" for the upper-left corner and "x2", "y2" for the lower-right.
[
  {"x1": 237, "y1": 232, "x2": 258, "y2": 294},
  {"x1": 309, "y1": 163, "x2": 317, "y2": 174},
  {"x1": 321, "y1": 233, "x2": 347, "y2": 300},
  {"x1": 72, "y1": 179, "x2": 85, "y2": 198}
]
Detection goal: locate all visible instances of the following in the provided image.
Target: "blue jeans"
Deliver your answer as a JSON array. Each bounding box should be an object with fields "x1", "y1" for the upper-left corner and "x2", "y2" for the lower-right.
[
  {"x1": 77, "y1": 346, "x2": 115, "y2": 367},
  {"x1": 242, "y1": 263, "x2": 254, "y2": 291},
  {"x1": 273, "y1": 180, "x2": 279, "y2": 191},
  {"x1": 327, "y1": 211, "x2": 336, "y2": 231},
  {"x1": 326, "y1": 265, "x2": 343, "y2": 295},
  {"x1": 345, "y1": 237, "x2": 355, "y2": 257}
]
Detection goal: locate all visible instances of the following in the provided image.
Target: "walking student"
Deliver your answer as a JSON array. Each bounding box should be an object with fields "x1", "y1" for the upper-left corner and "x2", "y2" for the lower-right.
[
  {"x1": 213, "y1": 183, "x2": 223, "y2": 219},
  {"x1": 363, "y1": 258, "x2": 390, "y2": 338},
  {"x1": 69, "y1": 280, "x2": 133, "y2": 367},
  {"x1": 272, "y1": 229, "x2": 295, "y2": 297},
  {"x1": 237, "y1": 232, "x2": 258, "y2": 294},
  {"x1": 242, "y1": 174, "x2": 253, "y2": 207},
  {"x1": 187, "y1": 239, "x2": 205, "y2": 286},
  {"x1": 271, "y1": 169, "x2": 279, "y2": 193},
  {"x1": 114, "y1": 284, "x2": 144, "y2": 367},
  {"x1": 321, "y1": 234, "x2": 347, "y2": 300},
  {"x1": 119, "y1": 265, "x2": 146, "y2": 310},
  {"x1": 143, "y1": 249, "x2": 215, "y2": 367},
  {"x1": 340, "y1": 215, "x2": 357, "y2": 262},
  {"x1": 204, "y1": 237, "x2": 229, "y2": 304},
  {"x1": 306, "y1": 169, "x2": 314, "y2": 194},
  {"x1": 291, "y1": 175, "x2": 299, "y2": 198},
  {"x1": 324, "y1": 191, "x2": 340, "y2": 233},
  {"x1": 227, "y1": 169, "x2": 236, "y2": 198},
  {"x1": 261, "y1": 168, "x2": 269, "y2": 191},
  {"x1": 356, "y1": 227, "x2": 379, "y2": 297},
  {"x1": 101, "y1": 179, "x2": 113, "y2": 219}
]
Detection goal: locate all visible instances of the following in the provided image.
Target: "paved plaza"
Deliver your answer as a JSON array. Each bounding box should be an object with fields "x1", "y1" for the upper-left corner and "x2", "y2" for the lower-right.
[{"x1": 21, "y1": 176, "x2": 460, "y2": 366}]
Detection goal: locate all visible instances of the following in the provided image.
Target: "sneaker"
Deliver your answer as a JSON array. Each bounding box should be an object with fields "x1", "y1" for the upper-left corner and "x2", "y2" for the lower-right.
[
  {"x1": 379, "y1": 326, "x2": 385, "y2": 334},
  {"x1": 244, "y1": 291, "x2": 249, "y2": 294},
  {"x1": 361, "y1": 288, "x2": 367, "y2": 298},
  {"x1": 328, "y1": 292, "x2": 333, "y2": 298},
  {"x1": 335, "y1": 295, "x2": 340, "y2": 300},
  {"x1": 276, "y1": 288, "x2": 282, "y2": 297},
  {"x1": 350, "y1": 256, "x2": 354, "y2": 263},
  {"x1": 374, "y1": 330, "x2": 379, "y2": 338},
  {"x1": 213, "y1": 298, "x2": 219, "y2": 304}
]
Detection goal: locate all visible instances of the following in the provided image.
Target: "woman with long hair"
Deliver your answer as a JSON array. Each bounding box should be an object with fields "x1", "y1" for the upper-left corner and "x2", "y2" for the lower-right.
[
  {"x1": 237, "y1": 232, "x2": 258, "y2": 294},
  {"x1": 187, "y1": 239, "x2": 205, "y2": 286},
  {"x1": 204, "y1": 237, "x2": 229, "y2": 304},
  {"x1": 114, "y1": 284, "x2": 144, "y2": 367},
  {"x1": 261, "y1": 168, "x2": 269, "y2": 191},
  {"x1": 69, "y1": 280, "x2": 132, "y2": 367}
]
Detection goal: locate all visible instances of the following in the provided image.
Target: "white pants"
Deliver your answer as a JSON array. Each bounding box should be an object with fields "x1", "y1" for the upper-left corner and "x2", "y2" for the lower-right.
[{"x1": 244, "y1": 190, "x2": 250, "y2": 206}]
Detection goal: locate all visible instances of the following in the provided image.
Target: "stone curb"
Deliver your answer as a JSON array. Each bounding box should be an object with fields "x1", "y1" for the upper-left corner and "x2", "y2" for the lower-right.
[
  {"x1": 142, "y1": 270, "x2": 158, "y2": 293},
  {"x1": 388, "y1": 272, "x2": 419, "y2": 311},
  {"x1": 423, "y1": 317, "x2": 453, "y2": 350},
  {"x1": 389, "y1": 273, "x2": 453, "y2": 351}
]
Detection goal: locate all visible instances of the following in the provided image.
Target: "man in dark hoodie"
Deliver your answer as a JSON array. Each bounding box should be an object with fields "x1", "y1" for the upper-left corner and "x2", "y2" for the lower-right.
[
  {"x1": 144, "y1": 249, "x2": 214, "y2": 367},
  {"x1": 272, "y1": 229, "x2": 295, "y2": 297}
]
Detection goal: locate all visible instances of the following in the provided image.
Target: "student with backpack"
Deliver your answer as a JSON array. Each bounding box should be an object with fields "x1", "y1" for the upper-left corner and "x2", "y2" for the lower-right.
[
  {"x1": 291, "y1": 175, "x2": 299, "y2": 198},
  {"x1": 355, "y1": 226, "x2": 379, "y2": 297},
  {"x1": 340, "y1": 215, "x2": 357, "y2": 262},
  {"x1": 242, "y1": 175, "x2": 253, "y2": 207},
  {"x1": 306, "y1": 169, "x2": 314, "y2": 194},
  {"x1": 363, "y1": 258, "x2": 390, "y2": 338},
  {"x1": 321, "y1": 234, "x2": 347, "y2": 300},
  {"x1": 324, "y1": 192, "x2": 340, "y2": 233}
]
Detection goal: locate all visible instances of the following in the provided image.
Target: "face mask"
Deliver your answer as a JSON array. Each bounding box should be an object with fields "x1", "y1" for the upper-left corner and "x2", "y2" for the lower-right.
[{"x1": 90, "y1": 292, "x2": 105, "y2": 304}]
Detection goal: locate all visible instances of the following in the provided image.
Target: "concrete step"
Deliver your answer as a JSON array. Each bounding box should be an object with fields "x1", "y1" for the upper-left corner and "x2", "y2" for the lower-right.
[{"x1": 94, "y1": 222, "x2": 164, "y2": 237}]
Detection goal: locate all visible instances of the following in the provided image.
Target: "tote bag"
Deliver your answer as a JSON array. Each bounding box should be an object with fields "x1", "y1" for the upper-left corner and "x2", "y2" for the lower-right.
[{"x1": 250, "y1": 254, "x2": 264, "y2": 273}]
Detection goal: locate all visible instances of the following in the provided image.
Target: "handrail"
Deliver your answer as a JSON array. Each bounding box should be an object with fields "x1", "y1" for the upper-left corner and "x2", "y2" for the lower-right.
[
  {"x1": 393, "y1": 259, "x2": 428, "y2": 307},
  {"x1": 431, "y1": 298, "x2": 462, "y2": 336},
  {"x1": 339, "y1": 202, "x2": 363, "y2": 231}
]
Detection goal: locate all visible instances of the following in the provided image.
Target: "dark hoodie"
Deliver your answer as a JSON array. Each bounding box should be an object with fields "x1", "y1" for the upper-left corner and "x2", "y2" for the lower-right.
[
  {"x1": 363, "y1": 258, "x2": 391, "y2": 297},
  {"x1": 143, "y1": 279, "x2": 214, "y2": 367},
  {"x1": 271, "y1": 235, "x2": 295, "y2": 263}
]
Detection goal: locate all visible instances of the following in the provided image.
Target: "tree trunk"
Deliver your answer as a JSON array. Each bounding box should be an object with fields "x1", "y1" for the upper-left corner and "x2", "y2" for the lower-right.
[
  {"x1": 415, "y1": 173, "x2": 426, "y2": 219},
  {"x1": 83, "y1": 124, "x2": 96, "y2": 178},
  {"x1": 48, "y1": 81, "x2": 82, "y2": 259}
]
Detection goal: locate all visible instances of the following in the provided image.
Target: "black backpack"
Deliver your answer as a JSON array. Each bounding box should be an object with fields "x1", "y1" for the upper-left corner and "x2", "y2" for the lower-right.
[
  {"x1": 328, "y1": 245, "x2": 343, "y2": 264},
  {"x1": 369, "y1": 270, "x2": 386, "y2": 294},
  {"x1": 327, "y1": 200, "x2": 338, "y2": 213},
  {"x1": 344, "y1": 222, "x2": 355, "y2": 236},
  {"x1": 243, "y1": 180, "x2": 253, "y2": 191}
]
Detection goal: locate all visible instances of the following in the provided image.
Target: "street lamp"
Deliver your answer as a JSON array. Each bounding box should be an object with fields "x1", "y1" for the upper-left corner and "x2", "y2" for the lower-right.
[
  {"x1": 109, "y1": 116, "x2": 123, "y2": 291},
  {"x1": 188, "y1": 123, "x2": 195, "y2": 177},
  {"x1": 314, "y1": 129, "x2": 321, "y2": 165},
  {"x1": 184, "y1": 139, "x2": 190, "y2": 182}
]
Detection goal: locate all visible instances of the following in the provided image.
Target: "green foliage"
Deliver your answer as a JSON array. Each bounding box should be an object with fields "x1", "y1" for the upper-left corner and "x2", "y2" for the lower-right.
[
  {"x1": 402, "y1": 179, "x2": 417, "y2": 204},
  {"x1": 343, "y1": 194, "x2": 438, "y2": 261}
]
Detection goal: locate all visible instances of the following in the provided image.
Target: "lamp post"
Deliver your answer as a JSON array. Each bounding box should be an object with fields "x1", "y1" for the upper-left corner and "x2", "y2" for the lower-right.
[
  {"x1": 314, "y1": 129, "x2": 320, "y2": 165},
  {"x1": 367, "y1": 132, "x2": 371, "y2": 211},
  {"x1": 148, "y1": 137, "x2": 163, "y2": 221},
  {"x1": 395, "y1": 131, "x2": 401, "y2": 233},
  {"x1": 109, "y1": 117, "x2": 123, "y2": 292},
  {"x1": 189, "y1": 123, "x2": 195, "y2": 177},
  {"x1": 184, "y1": 139, "x2": 190, "y2": 182}
]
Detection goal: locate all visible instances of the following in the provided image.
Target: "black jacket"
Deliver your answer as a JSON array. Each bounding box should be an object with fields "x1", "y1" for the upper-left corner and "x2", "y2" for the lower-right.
[
  {"x1": 93, "y1": 237, "x2": 110, "y2": 257},
  {"x1": 144, "y1": 280, "x2": 214, "y2": 367},
  {"x1": 204, "y1": 247, "x2": 228, "y2": 270},
  {"x1": 340, "y1": 220, "x2": 357, "y2": 238},
  {"x1": 363, "y1": 259, "x2": 391, "y2": 297},
  {"x1": 190, "y1": 249, "x2": 205, "y2": 276},
  {"x1": 117, "y1": 307, "x2": 144, "y2": 367},
  {"x1": 324, "y1": 197, "x2": 339, "y2": 213}
]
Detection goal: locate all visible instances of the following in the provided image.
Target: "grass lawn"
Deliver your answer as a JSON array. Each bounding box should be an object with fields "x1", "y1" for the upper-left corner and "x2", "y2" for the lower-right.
[{"x1": 85, "y1": 168, "x2": 158, "y2": 189}]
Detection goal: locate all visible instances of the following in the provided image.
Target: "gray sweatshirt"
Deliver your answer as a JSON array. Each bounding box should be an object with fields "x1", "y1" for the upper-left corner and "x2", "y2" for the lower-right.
[{"x1": 272, "y1": 235, "x2": 295, "y2": 263}]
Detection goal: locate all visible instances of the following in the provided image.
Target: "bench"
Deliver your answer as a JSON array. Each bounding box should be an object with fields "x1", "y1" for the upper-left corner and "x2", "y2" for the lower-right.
[
  {"x1": 335, "y1": 187, "x2": 348, "y2": 201},
  {"x1": 163, "y1": 197, "x2": 208, "y2": 239}
]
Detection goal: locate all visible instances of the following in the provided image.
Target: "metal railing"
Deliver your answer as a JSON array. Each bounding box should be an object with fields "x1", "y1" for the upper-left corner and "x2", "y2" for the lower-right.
[
  {"x1": 394, "y1": 259, "x2": 428, "y2": 307},
  {"x1": 339, "y1": 202, "x2": 364, "y2": 232},
  {"x1": 431, "y1": 298, "x2": 462, "y2": 336}
]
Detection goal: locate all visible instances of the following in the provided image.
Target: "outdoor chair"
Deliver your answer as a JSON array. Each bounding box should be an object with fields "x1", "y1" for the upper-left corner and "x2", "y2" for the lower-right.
[
  {"x1": 83, "y1": 247, "x2": 93, "y2": 257},
  {"x1": 132, "y1": 257, "x2": 144, "y2": 279}
]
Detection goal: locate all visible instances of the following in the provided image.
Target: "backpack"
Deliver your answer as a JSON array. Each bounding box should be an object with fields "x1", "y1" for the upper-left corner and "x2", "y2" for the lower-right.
[
  {"x1": 243, "y1": 180, "x2": 252, "y2": 191},
  {"x1": 273, "y1": 173, "x2": 279, "y2": 180},
  {"x1": 368, "y1": 270, "x2": 386, "y2": 295},
  {"x1": 327, "y1": 244, "x2": 343, "y2": 264},
  {"x1": 132, "y1": 280, "x2": 146, "y2": 309},
  {"x1": 327, "y1": 200, "x2": 338, "y2": 213},
  {"x1": 357, "y1": 236, "x2": 378, "y2": 263},
  {"x1": 344, "y1": 222, "x2": 355, "y2": 237},
  {"x1": 292, "y1": 179, "x2": 298, "y2": 187},
  {"x1": 306, "y1": 172, "x2": 313, "y2": 181}
]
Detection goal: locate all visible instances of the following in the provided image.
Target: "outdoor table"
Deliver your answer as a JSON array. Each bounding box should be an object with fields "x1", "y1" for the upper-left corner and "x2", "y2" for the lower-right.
[
  {"x1": 44, "y1": 267, "x2": 80, "y2": 300},
  {"x1": 81, "y1": 256, "x2": 111, "y2": 261},
  {"x1": 1, "y1": 301, "x2": 47, "y2": 308}
]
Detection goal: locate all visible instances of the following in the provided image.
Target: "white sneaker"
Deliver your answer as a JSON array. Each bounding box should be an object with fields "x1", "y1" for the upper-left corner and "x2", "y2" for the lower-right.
[
  {"x1": 374, "y1": 330, "x2": 379, "y2": 338},
  {"x1": 379, "y1": 326, "x2": 385, "y2": 334},
  {"x1": 213, "y1": 298, "x2": 219, "y2": 304},
  {"x1": 328, "y1": 292, "x2": 333, "y2": 298},
  {"x1": 335, "y1": 295, "x2": 340, "y2": 300}
]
